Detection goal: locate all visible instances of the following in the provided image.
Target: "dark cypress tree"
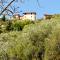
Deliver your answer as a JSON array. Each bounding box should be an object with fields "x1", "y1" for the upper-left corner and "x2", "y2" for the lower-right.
[{"x1": 2, "y1": 15, "x2": 6, "y2": 22}]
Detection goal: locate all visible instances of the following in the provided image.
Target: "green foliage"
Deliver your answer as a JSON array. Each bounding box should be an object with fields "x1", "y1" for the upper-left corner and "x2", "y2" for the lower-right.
[
  {"x1": 0, "y1": 31, "x2": 34, "y2": 60},
  {"x1": 6, "y1": 21, "x2": 13, "y2": 31},
  {"x1": 11, "y1": 20, "x2": 34, "y2": 31},
  {"x1": 23, "y1": 20, "x2": 54, "y2": 60},
  {"x1": 0, "y1": 20, "x2": 34, "y2": 32},
  {"x1": 2, "y1": 15, "x2": 6, "y2": 22},
  {"x1": 44, "y1": 24, "x2": 60, "y2": 60},
  {"x1": 0, "y1": 16, "x2": 60, "y2": 60},
  {"x1": 7, "y1": 20, "x2": 34, "y2": 31}
]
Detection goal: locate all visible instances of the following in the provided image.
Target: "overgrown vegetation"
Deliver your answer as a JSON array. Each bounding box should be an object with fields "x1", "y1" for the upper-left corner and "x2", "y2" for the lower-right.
[{"x1": 0, "y1": 15, "x2": 60, "y2": 60}]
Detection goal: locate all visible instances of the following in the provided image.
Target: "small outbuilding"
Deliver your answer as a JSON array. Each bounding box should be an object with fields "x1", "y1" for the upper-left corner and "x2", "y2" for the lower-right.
[{"x1": 44, "y1": 14, "x2": 53, "y2": 20}]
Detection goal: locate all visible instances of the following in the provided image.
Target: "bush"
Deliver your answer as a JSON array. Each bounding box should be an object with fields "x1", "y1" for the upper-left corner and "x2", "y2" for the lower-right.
[
  {"x1": 0, "y1": 20, "x2": 34, "y2": 33},
  {"x1": 44, "y1": 24, "x2": 60, "y2": 60},
  {"x1": 10, "y1": 20, "x2": 34, "y2": 31},
  {"x1": 23, "y1": 21, "x2": 53, "y2": 60},
  {"x1": 0, "y1": 31, "x2": 33, "y2": 60},
  {"x1": 0, "y1": 17, "x2": 60, "y2": 60},
  {"x1": 6, "y1": 21, "x2": 13, "y2": 31}
]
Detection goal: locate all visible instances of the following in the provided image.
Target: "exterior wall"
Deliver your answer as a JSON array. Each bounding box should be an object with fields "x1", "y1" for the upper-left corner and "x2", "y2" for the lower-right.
[
  {"x1": 20, "y1": 16, "x2": 23, "y2": 20},
  {"x1": 23, "y1": 14, "x2": 36, "y2": 21},
  {"x1": 12, "y1": 12, "x2": 36, "y2": 21},
  {"x1": 44, "y1": 15, "x2": 53, "y2": 20},
  {"x1": 13, "y1": 15, "x2": 20, "y2": 20},
  {"x1": 15, "y1": 15, "x2": 20, "y2": 19}
]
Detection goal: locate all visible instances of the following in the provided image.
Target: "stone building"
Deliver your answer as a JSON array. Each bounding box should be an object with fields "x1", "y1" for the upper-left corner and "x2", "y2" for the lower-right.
[
  {"x1": 44, "y1": 14, "x2": 53, "y2": 20},
  {"x1": 13, "y1": 12, "x2": 36, "y2": 21},
  {"x1": 13, "y1": 13, "x2": 20, "y2": 20},
  {"x1": 23, "y1": 12, "x2": 36, "y2": 21}
]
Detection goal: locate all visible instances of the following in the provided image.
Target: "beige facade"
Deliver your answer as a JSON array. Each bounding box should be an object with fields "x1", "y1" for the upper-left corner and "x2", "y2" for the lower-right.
[
  {"x1": 13, "y1": 12, "x2": 36, "y2": 21},
  {"x1": 13, "y1": 14, "x2": 20, "y2": 20},
  {"x1": 23, "y1": 12, "x2": 36, "y2": 21},
  {"x1": 20, "y1": 16, "x2": 23, "y2": 20}
]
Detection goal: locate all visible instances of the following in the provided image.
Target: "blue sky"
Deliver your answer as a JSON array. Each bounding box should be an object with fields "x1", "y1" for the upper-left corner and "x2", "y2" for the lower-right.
[{"x1": 18, "y1": 0, "x2": 60, "y2": 19}]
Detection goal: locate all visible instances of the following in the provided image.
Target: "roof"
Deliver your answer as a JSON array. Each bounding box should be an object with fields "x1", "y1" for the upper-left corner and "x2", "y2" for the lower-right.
[
  {"x1": 23, "y1": 12, "x2": 36, "y2": 14},
  {"x1": 44, "y1": 14, "x2": 53, "y2": 16}
]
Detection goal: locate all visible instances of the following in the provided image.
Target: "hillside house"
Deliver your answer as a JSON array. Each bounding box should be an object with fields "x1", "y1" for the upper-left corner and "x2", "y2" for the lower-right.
[
  {"x1": 44, "y1": 14, "x2": 53, "y2": 20},
  {"x1": 13, "y1": 13, "x2": 20, "y2": 20},
  {"x1": 13, "y1": 12, "x2": 36, "y2": 21},
  {"x1": 23, "y1": 12, "x2": 36, "y2": 21}
]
